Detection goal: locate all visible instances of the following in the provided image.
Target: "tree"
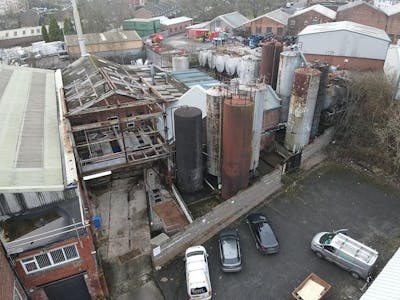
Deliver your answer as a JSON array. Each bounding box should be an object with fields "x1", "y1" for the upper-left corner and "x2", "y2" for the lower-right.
[
  {"x1": 63, "y1": 17, "x2": 75, "y2": 35},
  {"x1": 48, "y1": 15, "x2": 63, "y2": 41},
  {"x1": 41, "y1": 24, "x2": 49, "y2": 42}
]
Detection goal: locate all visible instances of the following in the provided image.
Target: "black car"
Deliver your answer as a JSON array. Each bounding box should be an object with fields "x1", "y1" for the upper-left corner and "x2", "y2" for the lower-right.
[
  {"x1": 218, "y1": 229, "x2": 242, "y2": 272},
  {"x1": 246, "y1": 213, "x2": 279, "y2": 255}
]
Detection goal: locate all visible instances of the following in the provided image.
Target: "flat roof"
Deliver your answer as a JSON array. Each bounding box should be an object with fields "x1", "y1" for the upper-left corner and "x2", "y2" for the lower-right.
[
  {"x1": 171, "y1": 69, "x2": 220, "y2": 89},
  {"x1": 0, "y1": 65, "x2": 64, "y2": 192}
]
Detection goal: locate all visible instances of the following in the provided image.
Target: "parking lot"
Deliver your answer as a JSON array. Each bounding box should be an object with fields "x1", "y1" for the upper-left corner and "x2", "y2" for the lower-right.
[{"x1": 154, "y1": 165, "x2": 400, "y2": 300}]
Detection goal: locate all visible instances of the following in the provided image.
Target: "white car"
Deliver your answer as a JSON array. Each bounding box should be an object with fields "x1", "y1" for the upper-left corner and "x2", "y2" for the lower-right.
[{"x1": 185, "y1": 245, "x2": 212, "y2": 300}]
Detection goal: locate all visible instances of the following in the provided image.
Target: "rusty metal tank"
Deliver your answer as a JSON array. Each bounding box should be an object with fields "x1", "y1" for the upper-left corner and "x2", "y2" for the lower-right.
[
  {"x1": 284, "y1": 67, "x2": 321, "y2": 153},
  {"x1": 271, "y1": 42, "x2": 283, "y2": 90},
  {"x1": 259, "y1": 42, "x2": 275, "y2": 84},
  {"x1": 276, "y1": 51, "x2": 302, "y2": 122},
  {"x1": 310, "y1": 63, "x2": 329, "y2": 140},
  {"x1": 174, "y1": 107, "x2": 203, "y2": 193},
  {"x1": 222, "y1": 95, "x2": 254, "y2": 200},
  {"x1": 206, "y1": 86, "x2": 230, "y2": 178}
]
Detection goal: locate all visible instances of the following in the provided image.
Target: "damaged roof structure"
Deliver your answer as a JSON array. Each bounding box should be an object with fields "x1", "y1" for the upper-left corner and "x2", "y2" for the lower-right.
[{"x1": 61, "y1": 55, "x2": 186, "y2": 175}]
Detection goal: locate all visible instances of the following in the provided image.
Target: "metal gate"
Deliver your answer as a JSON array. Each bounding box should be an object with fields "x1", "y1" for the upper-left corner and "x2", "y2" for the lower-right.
[{"x1": 44, "y1": 274, "x2": 91, "y2": 300}]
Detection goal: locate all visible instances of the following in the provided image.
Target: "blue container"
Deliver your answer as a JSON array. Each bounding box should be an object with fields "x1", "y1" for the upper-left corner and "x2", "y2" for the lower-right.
[{"x1": 93, "y1": 215, "x2": 102, "y2": 229}]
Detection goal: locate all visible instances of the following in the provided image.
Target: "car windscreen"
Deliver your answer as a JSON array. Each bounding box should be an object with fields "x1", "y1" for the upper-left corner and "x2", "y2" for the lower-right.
[
  {"x1": 191, "y1": 287, "x2": 208, "y2": 295},
  {"x1": 186, "y1": 251, "x2": 204, "y2": 258},
  {"x1": 320, "y1": 233, "x2": 335, "y2": 244},
  {"x1": 221, "y1": 238, "x2": 238, "y2": 262},
  {"x1": 258, "y1": 223, "x2": 277, "y2": 246}
]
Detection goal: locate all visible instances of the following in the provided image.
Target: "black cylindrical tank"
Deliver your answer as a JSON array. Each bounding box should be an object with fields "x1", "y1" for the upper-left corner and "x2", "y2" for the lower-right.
[{"x1": 174, "y1": 107, "x2": 203, "y2": 193}]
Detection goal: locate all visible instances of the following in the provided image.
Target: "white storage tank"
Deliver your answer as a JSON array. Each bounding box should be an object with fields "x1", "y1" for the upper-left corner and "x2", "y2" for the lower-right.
[{"x1": 172, "y1": 56, "x2": 190, "y2": 71}]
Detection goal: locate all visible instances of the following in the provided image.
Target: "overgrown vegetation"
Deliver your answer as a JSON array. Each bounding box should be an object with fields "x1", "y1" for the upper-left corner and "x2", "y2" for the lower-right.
[{"x1": 334, "y1": 72, "x2": 400, "y2": 174}]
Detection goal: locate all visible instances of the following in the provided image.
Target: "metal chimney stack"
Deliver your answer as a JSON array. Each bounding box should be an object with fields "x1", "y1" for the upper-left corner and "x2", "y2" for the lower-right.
[{"x1": 71, "y1": 0, "x2": 87, "y2": 57}]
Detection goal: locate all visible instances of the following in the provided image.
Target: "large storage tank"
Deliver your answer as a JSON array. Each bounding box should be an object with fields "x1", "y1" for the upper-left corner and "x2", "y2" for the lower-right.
[
  {"x1": 259, "y1": 42, "x2": 275, "y2": 84},
  {"x1": 310, "y1": 63, "x2": 329, "y2": 139},
  {"x1": 222, "y1": 95, "x2": 254, "y2": 200},
  {"x1": 276, "y1": 51, "x2": 302, "y2": 122},
  {"x1": 174, "y1": 107, "x2": 203, "y2": 193},
  {"x1": 238, "y1": 55, "x2": 260, "y2": 85},
  {"x1": 172, "y1": 56, "x2": 189, "y2": 71},
  {"x1": 206, "y1": 86, "x2": 229, "y2": 178},
  {"x1": 207, "y1": 51, "x2": 216, "y2": 69},
  {"x1": 285, "y1": 68, "x2": 321, "y2": 153},
  {"x1": 198, "y1": 50, "x2": 208, "y2": 67},
  {"x1": 226, "y1": 56, "x2": 239, "y2": 76},
  {"x1": 271, "y1": 42, "x2": 283, "y2": 90}
]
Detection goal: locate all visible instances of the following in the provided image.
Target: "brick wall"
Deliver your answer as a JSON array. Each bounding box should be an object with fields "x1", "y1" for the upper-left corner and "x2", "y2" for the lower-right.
[
  {"x1": 336, "y1": 4, "x2": 387, "y2": 30},
  {"x1": 288, "y1": 11, "x2": 334, "y2": 35},
  {"x1": 15, "y1": 234, "x2": 105, "y2": 300},
  {"x1": 0, "y1": 244, "x2": 19, "y2": 300},
  {"x1": 304, "y1": 54, "x2": 384, "y2": 70},
  {"x1": 163, "y1": 20, "x2": 193, "y2": 36},
  {"x1": 386, "y1": 13, "x2": 400, "y2": 44},
  {"x1": 244, "y1": 17, "x2": 287, "y2": 37},
  {"x1": 261, "y1": 108, "x2": 281, "y2": 150}
]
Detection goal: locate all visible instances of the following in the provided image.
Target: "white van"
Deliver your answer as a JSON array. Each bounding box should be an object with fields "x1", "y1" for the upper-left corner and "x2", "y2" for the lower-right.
[
  {"x1": 185, "y1": 245, "x2": 212, "y2": 300},
  {"x1": 311, "y1": 229, "x2": 378, "y2": 280}
]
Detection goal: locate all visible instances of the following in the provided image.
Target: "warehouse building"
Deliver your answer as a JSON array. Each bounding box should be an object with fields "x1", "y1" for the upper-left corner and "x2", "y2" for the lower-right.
[
  {"x1": 243, "y1": 8, "x2": 290, "y2": 37},
  {"x1": 383, "y1": 3, "x2": 400, "y2": 43},
  {"x1": 298, "y1": 21, "x2": 391, "y2": 70}
]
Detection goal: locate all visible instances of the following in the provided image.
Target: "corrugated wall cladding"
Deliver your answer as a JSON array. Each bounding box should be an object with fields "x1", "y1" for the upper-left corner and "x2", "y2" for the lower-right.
[
  {"x1": 0, "y1": 189, "x2": 78, "y2": 215},
  {"x1": 222, "y1": 95, "x2": 254, "y2": 200},
  {"x1": 174, "y1": 107, "x2": 203, "y2": 193}
]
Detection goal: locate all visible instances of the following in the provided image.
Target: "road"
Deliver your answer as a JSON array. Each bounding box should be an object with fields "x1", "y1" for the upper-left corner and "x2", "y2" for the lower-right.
[{"x1": 154, "y1": 165, "x2": 400, "y2": 300}]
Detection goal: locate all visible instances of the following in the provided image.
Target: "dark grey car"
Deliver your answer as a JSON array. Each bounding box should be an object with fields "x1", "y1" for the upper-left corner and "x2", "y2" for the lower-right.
[
  {"x1": 218, "y1": 229, "x2": 242, "y2": 272},
  {"x1": 246, "y1": 213, "x2": 279, "y2": 255}
]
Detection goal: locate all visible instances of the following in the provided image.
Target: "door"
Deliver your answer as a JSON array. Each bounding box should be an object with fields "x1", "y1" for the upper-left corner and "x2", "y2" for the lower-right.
[{"x1": 44, "y1": 274, "x2": 91, "y2": 300}]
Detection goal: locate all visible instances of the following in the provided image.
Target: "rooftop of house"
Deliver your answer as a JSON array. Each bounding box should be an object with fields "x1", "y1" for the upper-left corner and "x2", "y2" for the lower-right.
[
  {"x1": 214, "y1": 11, "x2": 249, "y2": 29},
  {"x1": 382, "y1": 2, "x2": 400, "y2": 15},
  {"x1": 0, "y1": 65, "x2": 64, "y2": 192},
  {"x1": 337, "y1": 0, "x2": 384, "y2": 13},
  {"x1": 290, "y1": 4, "x2": 337, "y2": 19}
]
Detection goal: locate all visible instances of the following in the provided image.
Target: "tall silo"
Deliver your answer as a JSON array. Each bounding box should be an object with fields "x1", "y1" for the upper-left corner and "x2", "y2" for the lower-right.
[
  {"x1": 310, "y1": 63, "x2": 329, "y2": 139},
  {"x1": 276, "y1": 51, "x2": 302, "y2": 122},
  {"x1": 259, "y1": 42, "x2": 275, "y2": 84},
  {"x1": 174, "y1": 107, "x2": 203, "y2": 193},
  {"x1": 206, "y1": 86, "x2": 229, "y2": 179},
  {"x1": 285, "y1": 68, "x2": 321, "y2": 153},
  {"x1": 222, "y1": 95, "x2": 254, "y2": 200},
  {"x1": 271, "y1": 42, "x2": 283, "y2": 90}
]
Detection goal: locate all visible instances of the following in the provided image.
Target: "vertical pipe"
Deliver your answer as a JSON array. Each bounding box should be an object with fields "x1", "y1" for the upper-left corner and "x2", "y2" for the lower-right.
[{"x1": 71, "y1": 0, "x2": 87, "y2": 57}]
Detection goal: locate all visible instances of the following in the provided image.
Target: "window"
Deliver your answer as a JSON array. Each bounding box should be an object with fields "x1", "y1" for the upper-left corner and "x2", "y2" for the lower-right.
[
  {"x1": 256, "y1": 26, "x2": 261, "y2": 34},
  {"x1": 389, "y1": 34, "x2": 395, "y2": 42},
  {"x1": 5, "y1": 32, "x2": 8, "y2": 37},
  {"x1": 36, "y1": 28, "x2": 40, "y2": 33},
  {"x1": 290, "y1": 19, "x2": 295, "y2": 26},
  {"x1": 14, "y1": 31, "x2": 17, "y2": 36},
  {"x1": 22, "y1": 30, "x2": 26, "y2": 35},
  {"x1": 266, "y1": 27, "x2": 272, "y2": 33},
  {"x1": 20, "y1": 244, "x2": 79, "y2": 274},
  {"x1": 31, "y1": 29, "x2": 34, "y2": 34},
  {"x1": 311, "y1": 18, "x2": 319, "y2": 25},
  {"x1": 304, "y1": 20, "x2": 308, "y2": 26},
  {"x1": 277, "y1": 27, "x2": 283, "y2": 35}
]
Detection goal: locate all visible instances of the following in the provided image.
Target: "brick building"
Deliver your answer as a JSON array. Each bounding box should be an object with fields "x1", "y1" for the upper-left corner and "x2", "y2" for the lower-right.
[
  {"x1": 384, "y1": 3, "x2": 400, "y2": 43},
  {"x1": 243, "y1": 8, "x2": 290, "y2": 37},
  {"x1": 156, "y1": 16, "x2": 193, "y2": 35},
  {"x1": 0, "y1": 244, "x2": 27, "y2": 300},
  {"x1": 287, "y1": 4, "x2": 337, "y2": 35},
  {"x1": 336, "y1": 1, "x2": 387, "y2": 30},
  {"x1": 0, "y1": 65, "x2": 107, "y2": 300}
]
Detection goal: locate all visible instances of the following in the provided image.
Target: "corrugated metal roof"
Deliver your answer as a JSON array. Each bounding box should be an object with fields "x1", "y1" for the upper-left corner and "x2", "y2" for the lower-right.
[
  {"x1": 0, "y1": 65, "x2": 64, "y2": 192},
  {"x1": 244, "y1": 9, "x2": 290, "y2": 26},
  {"x1": 337, "y1": 1, "x2": 380, "y2": 12},
  {"x1": 171, "y1": 69, "x2": 220, "y2": 89},
  {"x1": 185, "y1": 21, "x2": 211, "y2": 29},
  {"x1": 291, "y1": 4, "x2": 337, "y2": 19},
  {"x1": 159, "y1": 16, "x2": 192, "y2": 26},
  {"x1": 382, "y1": 3, "x2": 400, "y2": 15},
  {"x1": 359, "y1": 247, "x2": 400, "y2": 300},
  {"x1": 298, "y1": 21, "x2": 391, "y2": 41},
  {"x1": 65, "y1": 30, "x2": 142, "y2": 47},
  {"x1": 217, "y1": 11, "x2": 249, "y2": 29}
]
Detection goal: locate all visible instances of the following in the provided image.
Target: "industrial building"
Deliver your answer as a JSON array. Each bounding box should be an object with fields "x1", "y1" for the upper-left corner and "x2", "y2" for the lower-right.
[
  {"x1": 0, "y1": 64, "x2": 106, "y2": 299},
  {"x1": 156, "y1": 16, "x2": 193, "y2": 36},
  {"x1": 122, "y1": 18, "x2": 161, "y2": 37},
  {"x1": 64, "y1": 31, "x2": 143, "y2": 63},
  {"x1": 298, "y1": 21, "x2": 391, "y2": 70},
  {"x1": 199, "y1": 11, "x2": 249, "y2": 37},
  {"x1": 336, "y1": 1, "x2": 388, "y2": 30},
  {"x1": 133, "y1": 1, "x2": 180, "y2": 19},
  {"x1": 287, "y1": 4, "x2": 337, "y2": 35},
  {"x1": 243, "y1": 9, "x2": 290, "y2": 37}
]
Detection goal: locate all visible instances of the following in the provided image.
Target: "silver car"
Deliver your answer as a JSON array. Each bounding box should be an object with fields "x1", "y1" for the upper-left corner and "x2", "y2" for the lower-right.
[{"x1": 218, "y1": 229, "x2": 242, "y2": 272}]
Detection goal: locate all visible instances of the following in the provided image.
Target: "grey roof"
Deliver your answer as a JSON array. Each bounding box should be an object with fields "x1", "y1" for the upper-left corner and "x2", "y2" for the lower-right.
[
  {"x1": 359, "y1": 247, "x2": 400, "y2": 300},
  {"x1": 64, "y1": 30, "x2": 141, "y2": 47},
  {"x1": 383, "y1": 3, "x2": 400, "y2": 16},
  {"x1": 244, "y1": 8, "x2": 290, "y2": 26},
  {"x1": 298, "y1": 21, "x2": 391, "y2": 42},
  {"x1": 171, "y1": 69, "x2": 219, "y2": 89},
  {"x1": 0, "y1": 65, "x2": 64, "y2": 192},
  {"x1": 337, "y1": 1, "x2": 383, "y2": 13},
  {"x1": 216, "y1": 11, "x2": 249, "y2": 29},
  {"x1": 291, "y1": 4, "x2": 337, "y2": 19}
]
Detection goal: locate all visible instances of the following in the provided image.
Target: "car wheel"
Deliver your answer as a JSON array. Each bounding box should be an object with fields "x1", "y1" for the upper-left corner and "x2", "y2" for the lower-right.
[
  {"x1": 350, "y1": 271, "x2": 360, "y2": 279},
  {"x1": 314, "y1": 251, "x2": 323, "y2": 259}
]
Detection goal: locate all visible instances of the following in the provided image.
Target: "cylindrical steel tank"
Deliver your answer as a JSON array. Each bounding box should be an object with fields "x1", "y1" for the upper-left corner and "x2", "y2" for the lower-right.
[
  {"x1": 206, "y1": 86, "x2": 230, "y2": 178},
  {"x1": 310, "y1": 63, "x2": 329, "y2": 139},
  {"x1": 222, "y1": 95, "x2": 254, "y2": 200},
  {"x1": 198, "y1": 50, "x2": 207, "y2": 67},
  {"x1": 174, "y1": 107, "x2": 203, "y2": 193},
  {"x1": 172, "y1": 56, "x2": 189, "y2": 71},
  {"x1": 226, "y1": 56, "x2": 239, "y2": 76},
  {"x1": 238, "y1": 55, "x2": 260, "y2": 85},
  {"x1": 276, "y1": 51, "x2": 302, "y2": 122},
  {"x1": 259, "y1": 42, "x2": 275, "y2": 84},
  {"x1": 271, "y1": 42, "x2": 283, "y2": 90},
  {"x1": 285, "y1": 67, "x2": 321, "y2": 153},
  {"x1": 207, "y1": 51, "x2": 216, "y2": 69},
  {"x1": 215, "y1": 54, "x2": 228, "y2": 73}
]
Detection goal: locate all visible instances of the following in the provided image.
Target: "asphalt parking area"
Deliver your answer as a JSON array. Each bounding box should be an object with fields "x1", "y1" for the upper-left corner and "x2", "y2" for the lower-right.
[{"x1": 154, "y1": 165, "x2": 400, "y2": 300}]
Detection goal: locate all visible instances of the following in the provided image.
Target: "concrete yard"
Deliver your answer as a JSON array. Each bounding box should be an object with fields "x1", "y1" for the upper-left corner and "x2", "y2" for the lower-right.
[{"x1": 154, "y1": 164, "x2": 400, "y2": 300}]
